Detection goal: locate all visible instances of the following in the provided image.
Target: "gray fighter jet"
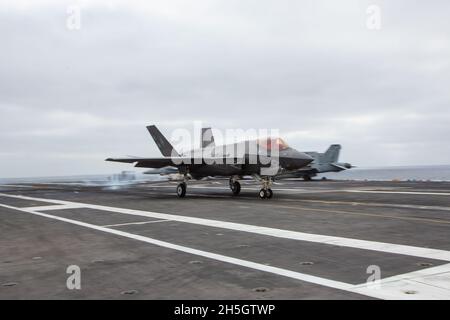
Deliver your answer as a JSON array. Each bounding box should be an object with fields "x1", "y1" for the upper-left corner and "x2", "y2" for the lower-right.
[
  {"x1": 277, "y1": 145, "x2": 353, "y2": 180},
  {"x1": 106, "y1": 125, "x2": 313, "y2": 199}
]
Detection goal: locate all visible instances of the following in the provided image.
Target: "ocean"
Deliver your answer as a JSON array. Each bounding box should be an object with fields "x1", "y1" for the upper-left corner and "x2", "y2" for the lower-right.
[{"x1": 1, "y1": 165, "x2": 450, "y2": 184}]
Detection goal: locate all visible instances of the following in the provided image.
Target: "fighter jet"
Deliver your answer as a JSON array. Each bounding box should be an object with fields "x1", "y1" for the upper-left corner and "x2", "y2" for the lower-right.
[
  {"x1": 277, "y1": 145, "x2": 353, "y2": 180},
  {"x1": 106, "y1": 125, "x2": 313, "y2": 199}
]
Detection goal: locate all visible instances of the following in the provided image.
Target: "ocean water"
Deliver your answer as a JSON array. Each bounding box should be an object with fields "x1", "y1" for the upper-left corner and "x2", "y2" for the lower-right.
[{"x1": 2, "y1": 165, "x2": 450, "y2": 184}]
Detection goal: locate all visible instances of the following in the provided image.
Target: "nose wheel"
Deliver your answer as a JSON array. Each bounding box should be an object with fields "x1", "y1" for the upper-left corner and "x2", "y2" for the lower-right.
[
  {"x1": 259, "y1": 188, "x2": 273, "y2": 199},
  {"x1": 258, "y1": 176, "x2": 274, "y2": 199}
]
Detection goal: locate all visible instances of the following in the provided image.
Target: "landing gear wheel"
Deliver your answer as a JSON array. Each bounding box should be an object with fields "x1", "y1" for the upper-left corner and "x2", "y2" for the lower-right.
[
  {"x1": 259, "y1": 189, "x2": 267, "y2": 199},
  {"x1": 266, "y1": 188, "x2": 273, "y2": 199},
  {"x1": 231, "y1": 181, "x2": 241, "y2": 195},
  {"x1": 303, "y1": 175, "x2": 312, "y2": 181},
  {"x1": 176, "y1": 182, "x2": 186, "y2": 198}
]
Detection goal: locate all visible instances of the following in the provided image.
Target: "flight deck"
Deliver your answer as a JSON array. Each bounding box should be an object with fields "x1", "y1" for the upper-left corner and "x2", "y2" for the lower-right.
[{"x1": 1, "y1": 179, "x2": 450, "y2": 299}]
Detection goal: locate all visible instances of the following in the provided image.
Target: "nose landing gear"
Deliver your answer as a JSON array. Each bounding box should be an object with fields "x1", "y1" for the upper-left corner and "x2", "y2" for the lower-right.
[
  {"x1": 259, "y1": 188, "x2": 273, "y2": 199},
  {"x1": 258, "y1": 177, "x2": 273, "y2": 199}
]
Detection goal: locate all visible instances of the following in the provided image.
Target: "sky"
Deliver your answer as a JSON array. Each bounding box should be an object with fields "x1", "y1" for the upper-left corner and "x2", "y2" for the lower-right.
[{"x1": 1, "y1": 0, "x2": 450, "y2": 178}]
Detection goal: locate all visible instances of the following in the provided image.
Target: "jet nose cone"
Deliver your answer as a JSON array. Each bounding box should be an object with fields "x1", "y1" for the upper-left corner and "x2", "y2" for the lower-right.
[
  {"x1": 299, "y1": 152, "x2": 314, "y2": 165},
  {"x1": 280, "y1": 149, "x2": 314, "y2": 170},
  {"x1": 302, "y1": 152, "x2": 314, "y2": 161}
]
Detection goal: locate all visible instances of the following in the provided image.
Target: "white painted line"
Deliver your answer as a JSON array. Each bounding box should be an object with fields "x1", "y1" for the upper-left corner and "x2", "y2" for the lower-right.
[
  {"x1": 2, "y1": 193, "x2": 450, "y2": 262},
  {"x1": 0, "y1": 185, "x2": 35, "y2": 188},
  {"x1": 102, "y1": 219, "x2": 171, "y2": 228},
  {"x1": 21, "y1": 204, "x2": 85, "y2": 211},
  {"x1": 3, "y1": 199, "x2": 450, "y2": 299},
  {"x1": 352, "y1": 263, "x2": 450, "y2": 300},
  {"x1": 346, "y1": 190, "x2": 450, "y2": 196},
  {"x1": 136, "y1": 190, "x2": 450, "y2": 213},
  {"x1": 272, "y1": 204, "x2": 450, "y2": 225},
  {"x1": 0, "y1": 202, "x2": 357, "y2": 297},
  {"x1": 136, "y1": 191, "x2": 450, "y2": 212},
  {"x1": 289, "y1": 199, "x2": 450, "y2": 213}
]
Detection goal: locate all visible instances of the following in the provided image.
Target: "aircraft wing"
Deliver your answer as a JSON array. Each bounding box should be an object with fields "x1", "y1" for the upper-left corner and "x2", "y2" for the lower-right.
[
  {"x1": 106, "y1": 157, "x2": 173, "y2": 168},
  {"x1": 106, "y1": 157, "x2": 244, "y2": 168},
  {"x1": 330, "y1": 163, "x2": 348, "y2": 171}
]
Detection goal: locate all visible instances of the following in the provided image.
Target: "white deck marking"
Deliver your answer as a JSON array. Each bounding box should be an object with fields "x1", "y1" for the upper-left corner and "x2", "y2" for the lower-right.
[
  {"x1": 1, "y1": 192, "x2": 450, "y2": 262},
  {"x1": 21, "y1": 204, "x2": 85, "y2": 211},
  {"x1": 272, "y1": 204, "x2": 450, "y2": 225},
  {"x1": 102, "y1": 219, "x2": 171, "y2": 228},
  {"x1": 129, "y1": 189, "x2": 450, "y2": 214},
  {"x1": 145, "y1": 184, "x2": 450, "y2": 196},
  {"x1": 2, "y1": 199, "x2": 450, "y2": 299},
  {"x1": 135, "y1": 185, "x2": 450, "y2": 212},
  {"x1": 287, "y1": 199, "x2": 450, "y2": 212},
  {"x1": 137, "y1": 190, "x2": 450, "y2": 213},
  {"x1": 0, "y1": 184, "x2": 35, "y2": 188},
  {"x1": 0, "y1": 202, "x2": 356, "y2": 296},
  {"x1": 346, "y1": 190, "x2": 450, "y2": 196},
  {"x1": 352, "y1": 263, "x2": 450, "y2": 300}
]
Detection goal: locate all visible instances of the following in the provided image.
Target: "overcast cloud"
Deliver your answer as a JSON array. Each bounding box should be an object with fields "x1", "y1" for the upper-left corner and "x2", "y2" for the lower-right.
[{"x1": 1, "y1": 0, "x2": 450, "y2": 178}]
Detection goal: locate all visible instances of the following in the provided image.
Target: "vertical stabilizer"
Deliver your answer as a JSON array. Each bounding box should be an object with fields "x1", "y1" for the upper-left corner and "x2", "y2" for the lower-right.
[
  {"x1": 322, "y1": 144, "x2": 341, "y2": 163},
  {"x1": 146, "y1": 125, "x2": 180, "y2": 157}
]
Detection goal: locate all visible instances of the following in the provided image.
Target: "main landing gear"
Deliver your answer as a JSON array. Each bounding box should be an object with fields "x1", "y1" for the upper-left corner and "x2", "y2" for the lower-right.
[
  {"x1": 258, "y1": 177, "x2": 273, "y2": 199},
  {"x1": 176, "y1": 174, "x2": 190, "y2": 198},
  {"x1": 229, "y1": 177, "x2": 241, "y2": 196},
  {"x1": 176, "y1": 182, "x2": 187, "y2": 198}
]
